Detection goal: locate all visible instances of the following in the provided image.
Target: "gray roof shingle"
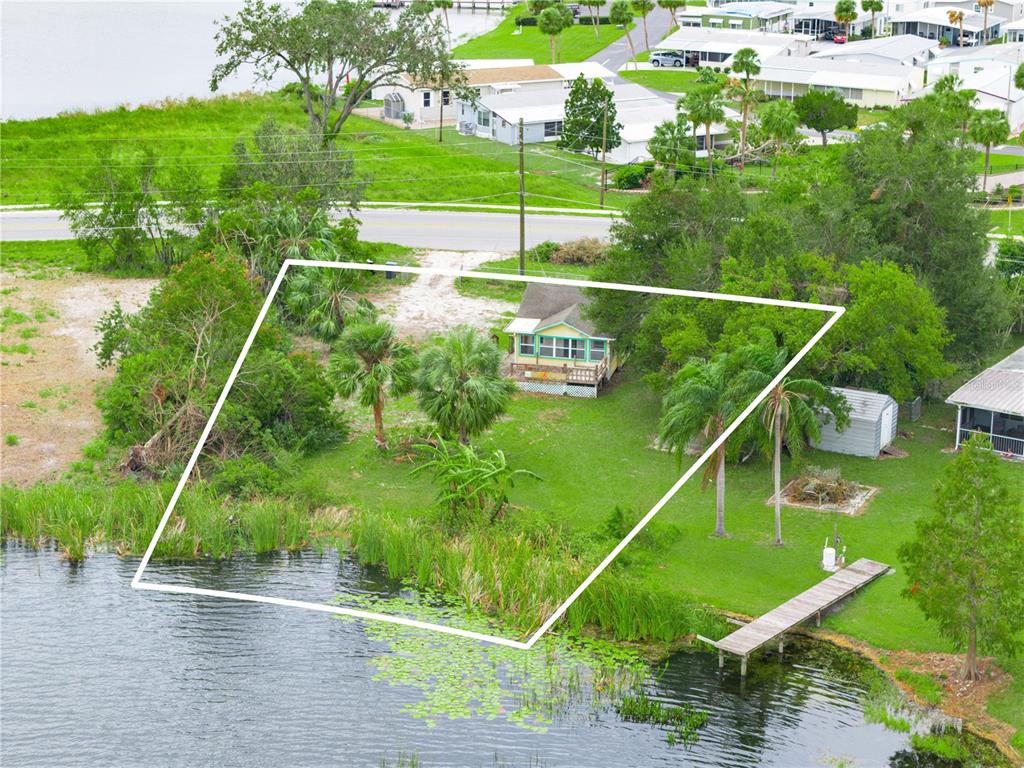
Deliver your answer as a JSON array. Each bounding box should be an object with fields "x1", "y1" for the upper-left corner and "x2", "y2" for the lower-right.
[{"x1": 946, "y1": 345, "x2": 1024, "y2": 416}]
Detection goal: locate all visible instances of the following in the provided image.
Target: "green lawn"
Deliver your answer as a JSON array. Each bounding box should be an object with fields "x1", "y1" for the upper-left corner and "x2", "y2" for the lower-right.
[
  {"x1": 619, "y1": 68, "x2": 701, "y2": 94},
  {"x1": 1, "y1": 240, "x2": 93, "y2": 273},
  {"x1": 0, "y1": 92, "x2": 630, "y2": 210},
  {"x1": 987, "y1": 209, "x2": 1024, "y2": 236},
  {"x1": 295, "y1": 359, "x2": 1024, "y2": 746},
  {"x1": 973, "y1": 151, "x2": 1024, "y2": 177},
  {"x1": 454, "y1": 254, "x2": 594, "y2": 302},
  {"x1": 453, "y1": 4, "x2": 630, "y2": 62}
]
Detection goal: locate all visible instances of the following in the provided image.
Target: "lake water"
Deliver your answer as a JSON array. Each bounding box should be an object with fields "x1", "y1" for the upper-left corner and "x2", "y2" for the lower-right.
[
  {"x1": 0, "y1": 544, "x2": 970, "y2": 767},
  {"x1": 0, "y1": 2, "x2": 505, "y2": 120}
]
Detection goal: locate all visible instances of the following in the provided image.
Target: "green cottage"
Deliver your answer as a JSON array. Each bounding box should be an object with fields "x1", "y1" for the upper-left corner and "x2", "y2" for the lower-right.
[{"x1": 503, "y1": 283, "x2": 619, "y2": 398}]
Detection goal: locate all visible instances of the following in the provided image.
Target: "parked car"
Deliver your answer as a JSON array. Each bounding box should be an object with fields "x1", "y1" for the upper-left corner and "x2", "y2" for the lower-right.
[
  {"x1": 650, "y1": 50, "x2": 686, "y2": 67},
  {"x1": 833, "y1": 32, "x2": 847, "y2": 43}
]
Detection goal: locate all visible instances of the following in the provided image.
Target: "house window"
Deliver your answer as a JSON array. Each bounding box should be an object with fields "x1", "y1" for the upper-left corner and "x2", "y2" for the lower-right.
[
  {"x1": 589, "y1": 339, "x2": 606, "y2": 361},
  {"x1": 519, "y1": 334, "x2": 536, "y2": 355},
  {"x1": 570, "y1": 339, "x2": 586, "y2": 360},
  {"x1": 543, "y1": 120, "x2": 563, "y2": 138},
  {"x1": 423, "y1": 91, "x2": 432, "y2": 108},
  {"x1": 553, "y1": 338, "x2": 572, "y2": 359},
  {"x1": 539, "y1": 336, "x2": 555, "y2": 357},
  {"x1": 442, "y1": 90, "x2": 451, "y2": 106},
  {"x1": 477, "y1": 109, "x2": 491, "y2": 127}
]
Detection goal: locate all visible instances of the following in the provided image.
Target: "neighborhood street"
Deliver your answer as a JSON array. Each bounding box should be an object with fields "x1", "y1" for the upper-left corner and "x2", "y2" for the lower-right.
[{"x1": 0, "y1": 208, "x2": 615, "y2": 251}]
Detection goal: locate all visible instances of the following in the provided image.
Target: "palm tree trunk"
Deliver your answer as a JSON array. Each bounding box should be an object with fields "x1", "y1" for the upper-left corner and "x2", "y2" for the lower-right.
[
  {"x1": 459, "y1": 423, "x2": 469, "y2": 444},
  {"x1": 714, "y1": 445, "x2": 726, "y2": 537},
  {"x1": 438, "y1": 95, "x2": 444, "y2": 143},
  {"x1": 705, "y1": 123, "x2": 713, "y2": 175},
  {"x1": 985, "y1": 143, "x2": 992, "y2": 189},
  {"x1": 592, "y1": 5, "x2": 600, "y2": 37},
  {"x1": 549, "y1": 35, "x2": 556, "y2": 64},
  {"x1": 642, "y1": 14, "x2": 650, "y2": 50},
  {"x1": 373, "y1": 401, "x2": 386, "y2": 448},
  {"x1": 624, "y1": 29, "x2": 637, "y2": 69},
  {"x1": 773, "y1": 409, "x2": 783, "y2": 546},
  {"x1": 739, "y1": 102, "x2": 749, "y2": 170}
]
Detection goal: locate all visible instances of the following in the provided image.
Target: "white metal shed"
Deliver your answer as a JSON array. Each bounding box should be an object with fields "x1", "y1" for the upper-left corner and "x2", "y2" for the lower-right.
[{"x1": 813, "y1": 387, "x2": 899, "y2": 458}]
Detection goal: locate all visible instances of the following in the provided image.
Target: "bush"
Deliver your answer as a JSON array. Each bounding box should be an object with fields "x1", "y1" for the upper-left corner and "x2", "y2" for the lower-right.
[
  {"x1": 515, "y1": 14, "x2": 538, "y2": 25},
  {"x1": 550, "y1": 237, "x2": 608, "y2": 265},
  {"x1": 578, "y1": 15, "x2": 614, "y2": 24},
  {"x1": 212, "y1": 455, "x2": 283, "y2": 497},
  {"x1": 612, "y1": 162, "x2": 653, "y2": 190},
  {"x1": 526, "y1": 240, "x2": 560, "y2": 263}
]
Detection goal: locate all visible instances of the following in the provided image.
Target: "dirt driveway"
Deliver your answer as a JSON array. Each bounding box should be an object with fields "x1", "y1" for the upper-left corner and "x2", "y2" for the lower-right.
[
  {"x1": 0, "y1": 272, "x2": 156, "y2": 486},
  {"x1": 373, "y1": 250, "x2": 517, "y2": 339}
]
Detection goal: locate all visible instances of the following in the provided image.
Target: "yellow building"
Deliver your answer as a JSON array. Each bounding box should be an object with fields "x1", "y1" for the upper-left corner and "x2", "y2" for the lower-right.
[{"x1": 503, "y1": 284, "x2": 619, "y2": 398}]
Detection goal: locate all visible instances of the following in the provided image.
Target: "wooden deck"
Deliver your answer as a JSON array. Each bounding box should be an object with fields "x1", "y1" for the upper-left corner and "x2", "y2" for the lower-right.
[{"x1": 699, "y1": 558, "x2": 891, "y2": 676}]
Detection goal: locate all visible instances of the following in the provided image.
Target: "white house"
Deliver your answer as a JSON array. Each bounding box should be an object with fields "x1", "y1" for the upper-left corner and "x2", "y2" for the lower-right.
[
  {"x1": 890, "y1": 7, "x2": 1006, "y2": 45},
  {"x1": 927, "y1": 40, "x2": 1024, "y2": 78},
  {"x1": 811, "y1": 34, "x2": 938, "y2": 68},
  {"x1": 457, "y1": 82, "x2": 736, "y2": 164},
  {"x1": 375, "y1": 61, "x2": 615, "y2": 125},
  {"x1": 1004, "y1": 16, "x2": 1024, "y2": 40},
  {"x1": 653, "y1": 28, "x2": 814, "y2": 69},
  {"x1": 946, "y1": 344, "x2": 1024, "y2": 458},
  {"x1": 793, "y1": 1, "x2": 872, "y2": 37},
  {"x1": 755, "y1": 55, "x2": 923, "y2": 106},
  {"x1": 673, "y1": 2, "x2": 796, "y2": 32}
]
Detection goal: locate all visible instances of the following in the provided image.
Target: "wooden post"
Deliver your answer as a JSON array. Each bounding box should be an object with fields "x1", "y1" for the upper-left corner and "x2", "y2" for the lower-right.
[
  {"x1": 718, "y1": 650, "x2": 724, "y2": 669},
  {"x1": 740, "y1": 655, "x2": 748, "y2": 678},
  {"x1": 518, "y1": 117, "x2": 526, "y2": 276},
  {"x1": 778, "y1": 636, "x2": 784, "y2": 656},
  {"x1": 816, "y1": 611, "x2": 821, "y2": 627}
]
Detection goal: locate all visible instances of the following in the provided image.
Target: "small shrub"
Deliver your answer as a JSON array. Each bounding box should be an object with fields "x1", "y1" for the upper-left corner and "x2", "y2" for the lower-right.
[
  {"x1": 616, "y1": 692, "x2": 709, "y2": 745},
  {"x1": 81, "y1": 437, "x2": 109, "y2": 461},
  {"x1": 526, "y1": 240, "x2": 559, "y2": 263},
  {"x1": 212, "y1": 455, "x2": 283, "y2": 498},
  {"x1": 550, "y1": 237, "x2": 608, "y2": 266},
  {"x1": 4, "y1": 434, "x2": 19, "y2": 446},
  {"x1": 911, "y1": 733, "x2": 968, "y2": 761},
  {"x1": 791, "y1": 465, "x2": 858, "y2": 506},
  {"x1": 612, "y1": 162, "x2": 653, "y2": 190},
  {"x1": 894, "y1": 668, "x2": 943, "y2": 706}
]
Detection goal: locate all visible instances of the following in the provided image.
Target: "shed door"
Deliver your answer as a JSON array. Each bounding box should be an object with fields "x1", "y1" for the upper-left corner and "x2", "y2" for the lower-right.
[{"x1": 879, "y1": 404, "x2": 896, "y2": 448}]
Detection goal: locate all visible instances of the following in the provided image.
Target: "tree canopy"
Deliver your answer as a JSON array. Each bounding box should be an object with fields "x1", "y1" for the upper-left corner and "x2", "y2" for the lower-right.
[{"x1": 559, "y1": 75, "x2": 623, "y2": 156}]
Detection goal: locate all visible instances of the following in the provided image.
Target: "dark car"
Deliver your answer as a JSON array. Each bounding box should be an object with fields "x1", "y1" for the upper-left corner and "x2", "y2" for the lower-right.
[{"x1": 650, "y1": 50, "x2": 686, "y2": 67}]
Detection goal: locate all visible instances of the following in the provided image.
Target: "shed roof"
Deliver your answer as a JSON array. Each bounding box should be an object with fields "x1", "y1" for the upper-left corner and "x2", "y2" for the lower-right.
[
  {"x1": 756, "y1": 55, "x2": 917, "y2": 91},
  {"x1": 832, "y1": 387, "x2": 898, "y2": 422},
  {"x1": 811, "y1": 34, "x2": 937, "y2": 63},
  {"x1": 890, "y1": 6, "x2": 1005, "y2": 31},
  {"x1": 946, "y1": 345, "x2": 1024, "y2": 416},
  {"x1": 504, "y1": 283, "x2": 613, "y2": 339}
]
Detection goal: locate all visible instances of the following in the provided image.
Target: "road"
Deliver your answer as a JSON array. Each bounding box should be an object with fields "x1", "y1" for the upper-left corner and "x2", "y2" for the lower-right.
[
  {"x1": 588, "y1": 7, "x2": 674, "y2": 74},
  {"x1": 0, "y1": 208, "x2": 615, "y2": 251}
]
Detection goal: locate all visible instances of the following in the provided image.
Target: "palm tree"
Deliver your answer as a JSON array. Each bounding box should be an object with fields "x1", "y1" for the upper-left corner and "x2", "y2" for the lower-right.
[
  {"x1": 733, "y1": 345, "x2": 832, "y2": 546},
  {"x1": 328, "y1": 318, "x2": 417, "y2": 448},
  {"x1": 862, "y1": 0, "x2": 882, "y2": 36},
  {"x1": 658, "y1": 0, "x2": 687, "y2": 29},
  {"x1": 538, "y1": 6, "x2": 566, "y2": 65},
  {"x1": 285, "y1": 269, "x2": 374, "y2": 342},
  {"x1": 649, "y1": 113, "x2": 695, "y2": 173},
  {"x1": 582, "y1": 0, "x2": 603, "y2": 37},
  {"x1": 683, "y1": 84, "x2": 726, "y2": 175},
  {"x1": 726, "y1": 47, "x2": 762, "y2": 170},
  {"x1": 947, "y1": 9, "x2": 965, "y2": 46},
  {"x1": 610, "y1": 0, "x2": 638, "y2": 68},
  {"x1": 632, "y1": 0, "x2": 656, "y2": 50},
  {"x1": 659, "y1": 354, "x2": 739, "y2": 538},
  {"x1": 834, "y1": 0, "x2": 857, "y2": 36},
  {"x1": 415, "y1": 326, "x2": 516, "y2": 443},
  {"x1": 758, "y1": 98, "x2": 800, "y2": 176},
  {"x1": 435, "y1": 0, "x2": 453, "y2": 34},
  {"x1": 969, "y1": 108, "x2": 1011, "y2": 189},
  {"x1": 978, "y1": 0, "x2": 995, "y2": 44},
  {"x1": 249, "y1": 206, "x2": 337, "y2": 289}
]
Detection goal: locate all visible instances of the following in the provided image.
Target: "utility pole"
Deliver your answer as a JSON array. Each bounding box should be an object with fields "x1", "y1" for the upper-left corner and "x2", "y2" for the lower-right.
[
  {"x1": 600, "y1": 98, "x2": 609, "y2": 209},
  {"x1": 518, "y1": 117, "x2": 526, "y2": 276}
]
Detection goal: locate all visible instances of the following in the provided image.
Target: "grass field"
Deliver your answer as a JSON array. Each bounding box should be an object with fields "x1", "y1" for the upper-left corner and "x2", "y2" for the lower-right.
[
  {"x1": 452, "y1": 4, "x2": 630, "y2": 62},
  {"x1": 987, "y1": 209, "x2": 1024, "y2": 236},
  {"x1": 619, "y1": 68, "x2": 701, "y2": 94},
  {"x1": 0, "y1": 92, "x2": 630, "y2": 210},
  {"x1": 973, "y1": 151, "x2": 1024, "y2": 177},
  {"x1": 294, "y1": 341, "x2": 1024, "y2": 746},
  {"x1": 454, "y1": 254, "x2": 594, "y2": 302}
]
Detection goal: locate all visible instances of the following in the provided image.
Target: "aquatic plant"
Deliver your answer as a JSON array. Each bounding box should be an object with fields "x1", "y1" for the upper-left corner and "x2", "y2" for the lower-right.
[
  {"x1": 344, "y1": 508, "x2": 727, "y2": 644},
  {"x1": 616, "y1": 691, "x2": 709, "y2": 746},
  {"x1": 337, "y1": 591, "x2": 645, "y2": 733}
]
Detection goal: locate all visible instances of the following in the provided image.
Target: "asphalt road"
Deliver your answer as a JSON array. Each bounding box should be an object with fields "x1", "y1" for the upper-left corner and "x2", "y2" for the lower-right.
[
  {"x1": 0, "y1": 208, "x2": 615, "y2": 251},
  {"x1": 588, "y1": 7, "x2": 674, "y2": 73}
]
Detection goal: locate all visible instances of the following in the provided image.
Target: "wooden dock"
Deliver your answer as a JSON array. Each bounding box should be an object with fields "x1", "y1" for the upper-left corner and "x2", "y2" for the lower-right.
[{"x1": 699, "y1": 558, "x2": 891, "y2": 677}]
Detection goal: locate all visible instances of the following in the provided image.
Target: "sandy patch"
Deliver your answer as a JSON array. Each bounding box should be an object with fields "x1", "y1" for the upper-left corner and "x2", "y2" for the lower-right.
[
  {"x1": 0, "y1": 271, "x2": 157, "y2": 486},
  {"x1": 371, "y1": 250, "x2": 516, "y2": 339}
]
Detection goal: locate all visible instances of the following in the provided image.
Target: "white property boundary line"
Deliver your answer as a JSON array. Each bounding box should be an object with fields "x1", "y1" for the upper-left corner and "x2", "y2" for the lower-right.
[{"x1": 132, "y1": 261, "x2": 845, "y2": 650}]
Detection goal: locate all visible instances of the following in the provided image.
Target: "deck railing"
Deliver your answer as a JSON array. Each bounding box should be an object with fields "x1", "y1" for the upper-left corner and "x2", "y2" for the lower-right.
[
  {"x1": 510, "y1": 356, "x2": 609, "y2": 387},
  {"x1": 958, "y1": 428, "x2": 1024, "y2": 457}
]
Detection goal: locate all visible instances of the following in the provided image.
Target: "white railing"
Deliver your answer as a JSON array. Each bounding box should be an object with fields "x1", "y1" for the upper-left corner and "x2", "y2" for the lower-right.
[{"x1": 959, "y1": 429, "x2": 1024, "y2": 457}]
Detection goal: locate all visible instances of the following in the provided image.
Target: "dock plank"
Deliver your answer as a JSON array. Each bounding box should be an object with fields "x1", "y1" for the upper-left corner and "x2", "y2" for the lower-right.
[{"x1": 707, "y1": 558, "x2": 890, "y2": 660}]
